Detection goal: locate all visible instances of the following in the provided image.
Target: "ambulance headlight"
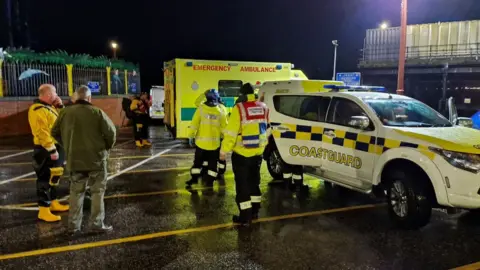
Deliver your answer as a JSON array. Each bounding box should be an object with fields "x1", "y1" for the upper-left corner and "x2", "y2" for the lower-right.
[{"x1": 429, "y1": 147, "x2": 480, "y2": 174}]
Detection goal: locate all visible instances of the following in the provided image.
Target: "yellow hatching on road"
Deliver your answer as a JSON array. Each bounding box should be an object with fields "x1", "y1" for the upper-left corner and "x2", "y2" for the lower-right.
[{"x1": 0, "y1": 204, "x2": 379, "y2": 261}]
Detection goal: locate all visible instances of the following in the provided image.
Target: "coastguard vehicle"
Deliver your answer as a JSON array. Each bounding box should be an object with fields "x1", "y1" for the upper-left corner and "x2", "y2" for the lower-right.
[
  {"x1": 163, "y1": 59, "x2": 309, "y2": 139},
  {"x1": 260, "y1": 80, "x2": 480, "y2": 229}
]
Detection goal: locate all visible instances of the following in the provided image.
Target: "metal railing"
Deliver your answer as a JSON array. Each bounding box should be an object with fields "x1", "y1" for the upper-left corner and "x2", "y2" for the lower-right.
[
  {"x1": 1, "y1": 63, "x2": 69, "y2": 97},
  {"x1": 0, "y1": 63, "x2": 141, "y2": 97},
  {"x1": 361, "y1": 43, "x2": 480, "y2": 64}
]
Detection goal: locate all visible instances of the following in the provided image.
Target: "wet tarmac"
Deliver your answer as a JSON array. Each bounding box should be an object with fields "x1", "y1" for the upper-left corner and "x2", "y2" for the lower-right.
[{"x1": 0, "y1": 127, "x2": 479, "y2": 270}]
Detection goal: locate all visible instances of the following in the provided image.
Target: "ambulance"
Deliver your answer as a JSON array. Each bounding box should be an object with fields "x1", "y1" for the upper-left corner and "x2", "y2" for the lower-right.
[
  {"x1": 163, "y1": 58, "x2": 308, "y2": 139},
  {"x1": 260, "y1": 80, "x2": 480, "y2": 229}
]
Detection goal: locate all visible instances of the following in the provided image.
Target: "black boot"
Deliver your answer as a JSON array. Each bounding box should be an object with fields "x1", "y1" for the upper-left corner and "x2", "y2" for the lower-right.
[
  {"x1": 251, "y1": 203, "x2": 260, "y2": 220},
  {"x1": 186, "y1": 178, "x2": 198, "y2": 187},
  {"x1": 233, "y1": 208, "x2": 252, "y2": 227}
]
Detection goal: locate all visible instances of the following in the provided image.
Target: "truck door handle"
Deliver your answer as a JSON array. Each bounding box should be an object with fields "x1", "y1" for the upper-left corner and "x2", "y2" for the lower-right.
[
  {"x1": 275, "y1": 126, "x2": 289, "y2": 132},
  {"x1": 324, "y1": 130, "x2": 336, "y2": 138}
]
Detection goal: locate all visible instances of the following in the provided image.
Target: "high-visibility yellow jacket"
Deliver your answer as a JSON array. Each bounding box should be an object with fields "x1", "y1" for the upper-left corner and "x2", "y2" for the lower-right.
[
  {"x1": 189, "y1": 103, "x2": 228, "y2": 150},
  {"x1": 130, "y1": 98, "x2": 148, "y2": 114},
  {"x1": 28, "y1": 99, "x2": 61, "y2": 152},
  {"x1": 194, "y1": 93, "x2": 228, "y2": 115},
  {"x1": 221, "y1": 94, "x2": 269, "y2": 157}
]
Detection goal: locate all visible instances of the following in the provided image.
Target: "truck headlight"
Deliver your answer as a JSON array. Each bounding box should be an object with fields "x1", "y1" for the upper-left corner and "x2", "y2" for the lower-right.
[{"x1": 429, "y1": 147, "x2": 480, "y2": 174}]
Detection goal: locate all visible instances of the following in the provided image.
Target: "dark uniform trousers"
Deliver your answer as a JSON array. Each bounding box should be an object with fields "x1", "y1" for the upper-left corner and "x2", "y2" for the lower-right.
[
  {"x1": 231, "y1": 152, "x2": 262, "y2": 220},
  {"x1": 190, "y1": 146, "x2": 219, "y2": 186},
  {"x1": 283, "y1": 163, "x2": 304, "y2": 187},
  {"x1": 32, "y1": 144, "x2": 65, "y2": 207},
  {"x1": 133, "y1": 113, "x2": 149, "y2": 141}
]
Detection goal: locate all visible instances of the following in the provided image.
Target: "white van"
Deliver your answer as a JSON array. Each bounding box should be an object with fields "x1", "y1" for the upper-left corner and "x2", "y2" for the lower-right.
[{"x1": 149, "y1": 86, "x2": 165, "y2": 120}]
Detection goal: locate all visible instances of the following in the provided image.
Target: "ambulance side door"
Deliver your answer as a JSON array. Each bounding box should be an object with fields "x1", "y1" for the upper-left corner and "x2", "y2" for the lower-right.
[
  {"x1": 271, "y1": 94, "x2": 330, "y2": 167},
  {"x1": 320, "y1": 96, "x2": 378, "y2": 189}
]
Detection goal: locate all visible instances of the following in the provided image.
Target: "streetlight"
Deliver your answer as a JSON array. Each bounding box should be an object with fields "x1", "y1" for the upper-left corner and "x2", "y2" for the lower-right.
[
  {"x1": 332, "y1": 40, "x2": 338, "y2": 81},
  {"x1": 111, "y1": 41, "x2": 118, "y2": 59},
  {"x1": 397, "y1": 0, "x2": 408, "y2": 95},
  {"x1": 380, "y1": 22, "x2": 389, "y2": 30}
]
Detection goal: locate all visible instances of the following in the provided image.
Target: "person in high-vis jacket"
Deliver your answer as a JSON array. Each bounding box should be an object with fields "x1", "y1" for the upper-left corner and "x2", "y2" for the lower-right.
[
  {"x1": 28, "y1": 84, "x2": 70, "y2": 222},
  {"x1": 130, "y1": 92, "x2": 152, "y2": 147},
  {"x1": 186, "y1": 89, "x2": 228, "y2": 188},
  {"x1": 194, "y1": 90, "x2": 228, "y2": 180},
  {"x1": 219, "y1": 83, "x2": 269, "y2": 226}
]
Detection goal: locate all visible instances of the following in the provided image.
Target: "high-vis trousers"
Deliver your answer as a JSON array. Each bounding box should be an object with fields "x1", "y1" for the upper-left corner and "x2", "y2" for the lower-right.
[
  {"x1": 133, "y1": 113, "x2": 149, "y2": 141},
  {"x1": 283, "y1": 164, "x2": 304, "y2": 187},
  {"x1": 189, "y1": 147, "x2": 219, "y2": 186},
  {"x1": 32, "y1": 144, "x2": 65, "y2": 207},
  {"x1": 231, "y1": 152, "x2": 263, "y2": 223}
]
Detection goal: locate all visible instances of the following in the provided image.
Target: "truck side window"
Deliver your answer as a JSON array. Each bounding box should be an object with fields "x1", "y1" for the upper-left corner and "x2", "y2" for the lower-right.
[
  {"x1": 273, "y1": 95, "x2": 330, "y2": 122},
  {"x1": 218, "y1": 80, "x2": 243, "y2": 97},
  {"x1": 327, "y1": 97, "x2": 369, "y2": 128}
]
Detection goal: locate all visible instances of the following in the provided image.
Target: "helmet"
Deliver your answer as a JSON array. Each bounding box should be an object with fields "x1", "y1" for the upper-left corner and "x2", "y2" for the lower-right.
[{"x1": 205, "y1": 89, "x2": 220, "y2": 102}]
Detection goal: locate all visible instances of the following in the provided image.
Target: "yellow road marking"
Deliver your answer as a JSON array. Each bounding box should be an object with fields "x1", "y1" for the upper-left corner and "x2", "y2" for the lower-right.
[
  {"x1": 0, "y1": 204, "x2": 379, "y2": 261},
  {"x1": 452, "y1": 262, "x2": 480, "y2": 270},
  {"x1": 0, "y1": 153, "x2": 194, "y2": 167}
]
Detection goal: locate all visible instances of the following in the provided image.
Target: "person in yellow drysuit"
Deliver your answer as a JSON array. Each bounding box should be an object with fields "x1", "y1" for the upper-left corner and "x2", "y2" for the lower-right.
[
  {"x1": 194, "y1": 90, "x2": 229, "y2": 181},
  {"x1": 28, "y1": 84, "x2": 70, "y2": 222},
  {"x1": 186, "y1": 89, "x2": 228, "y2": 188},
  {"x1": 220, "y1": 83, "x2": 270, "y2": 226},
  {"x1": 130, "y1": 92, "x2": 152, "y2": 147}
]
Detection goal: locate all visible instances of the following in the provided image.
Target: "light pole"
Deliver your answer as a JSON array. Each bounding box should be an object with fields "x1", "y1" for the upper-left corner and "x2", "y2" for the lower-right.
[
  {"x1": 111, "y1": 41, "x2": 118, "y2": 59},
  {"x1": 332, "y1": 40, "x2": 338, "y2": 80},
  {"x1": 397, "y1": 0, "x2": 408, "y2": 95}
]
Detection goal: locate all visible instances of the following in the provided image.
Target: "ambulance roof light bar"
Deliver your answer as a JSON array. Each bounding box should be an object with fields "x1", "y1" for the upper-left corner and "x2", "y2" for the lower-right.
[{"x1": 323, "y1": 85, "x2": 386, "y2": 92}]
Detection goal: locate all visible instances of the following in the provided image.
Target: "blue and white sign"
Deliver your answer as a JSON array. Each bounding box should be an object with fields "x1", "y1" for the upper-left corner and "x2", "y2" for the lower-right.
[
  {"x1": 336, "y1": 72, "x2": 361, "y2": 86},
  {"x1": 130, "y1": 83, "x2": 138, "y2": 93},
  {"x1": 87, "y1": 81, "x2": 100, "y2": 93}
]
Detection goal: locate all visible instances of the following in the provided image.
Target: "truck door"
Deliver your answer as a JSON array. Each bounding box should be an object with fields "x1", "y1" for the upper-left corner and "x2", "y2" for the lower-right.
[{"x1": 448, "y1": 97, "x2": 473, "y2": 127}]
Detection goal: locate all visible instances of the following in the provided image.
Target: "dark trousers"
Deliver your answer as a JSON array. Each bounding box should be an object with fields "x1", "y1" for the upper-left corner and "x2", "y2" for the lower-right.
[
  {"x1": 231, "y1": 152, "x2": 262, "y2": 218},
  {"x1": 32, "y1": 144, "x2": 65, "y2": 207},
  {"x1": 203, "y1": 148, "x2": 226, "y2": 176},
  {"x1": 283, "y1": 164, "x2": 304, "y2": 185},
  {"x1": 133, "y1": 114, "x2": 149, "y2": 141},
  {"x1": 190, "y1": 147, "x2": 219, "y2": 186}
]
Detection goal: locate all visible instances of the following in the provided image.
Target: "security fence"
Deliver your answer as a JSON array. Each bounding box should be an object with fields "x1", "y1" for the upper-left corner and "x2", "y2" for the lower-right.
[{"x1": 0, "y1": 49, "x2": 140, "y2": 97}]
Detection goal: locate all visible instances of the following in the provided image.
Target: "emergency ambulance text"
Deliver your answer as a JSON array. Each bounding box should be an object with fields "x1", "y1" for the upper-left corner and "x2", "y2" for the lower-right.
[
  {"x1": 289, "y1": 145, "x2": 362, "y2": 169},
  {"x1": 240, "y1": 66, "x2": 276, "y2": 72},
  {"x1": 193, "y1": 65, "x2": 232, "y2": 72}
]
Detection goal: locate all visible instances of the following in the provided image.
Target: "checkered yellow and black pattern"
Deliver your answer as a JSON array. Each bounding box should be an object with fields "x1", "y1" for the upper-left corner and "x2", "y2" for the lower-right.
[{"x1": 270, "y1": 122, "x2": 432, "y2": 156}]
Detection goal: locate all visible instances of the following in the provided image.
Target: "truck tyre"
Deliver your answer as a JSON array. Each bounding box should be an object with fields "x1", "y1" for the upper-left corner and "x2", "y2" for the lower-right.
[
  {"x1": 264, "y1": 145, "x2": 284, "y2": 180},
  {"x1": 386, "y1": 169, "x2": 432, "y2": 230}
]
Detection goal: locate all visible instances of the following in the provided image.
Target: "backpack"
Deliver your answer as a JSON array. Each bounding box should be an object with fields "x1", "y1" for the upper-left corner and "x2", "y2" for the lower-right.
[{"x1": 122, "y1": 98, "x2": 135, "y2": 119}]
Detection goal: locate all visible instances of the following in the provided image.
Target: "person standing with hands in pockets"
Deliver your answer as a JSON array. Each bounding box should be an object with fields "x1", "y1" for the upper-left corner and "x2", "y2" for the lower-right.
[{"x1": 219, "y1": 83, "x2": 270, "y2": 226}]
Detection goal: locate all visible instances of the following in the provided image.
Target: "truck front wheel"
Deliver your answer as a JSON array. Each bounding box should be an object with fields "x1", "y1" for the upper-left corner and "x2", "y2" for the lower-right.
[
  {"x1": 264, "y1": 145, "x2": 284, "y2": 180},
  {"x1": 386, "y1": 169, "x2": 432, "y2": 230}
]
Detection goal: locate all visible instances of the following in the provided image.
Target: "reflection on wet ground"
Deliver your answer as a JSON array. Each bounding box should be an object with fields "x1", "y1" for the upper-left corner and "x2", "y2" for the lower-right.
[{"x1": 0, "y1": 127, "x2": 479, "y2": 270}]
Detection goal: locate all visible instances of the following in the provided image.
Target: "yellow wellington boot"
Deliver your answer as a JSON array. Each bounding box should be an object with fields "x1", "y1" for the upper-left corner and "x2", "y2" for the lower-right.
[
  {"x1": 142, "y1": 140, "x2": 152, "y2": 146},
  {"x1": 135, "y1": 140, "x2": 143, "y2": 147},
  {"x1": 38, "y1": 207, "x2": 61, "y2": 222},
  {"x1": 50, "y1": 200, "x2": 69, "y2": 212}
]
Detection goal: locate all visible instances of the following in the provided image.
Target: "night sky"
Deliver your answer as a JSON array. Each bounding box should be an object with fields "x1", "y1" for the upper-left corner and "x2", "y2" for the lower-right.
[{"x1": 2, "y1": 0, "x2": 480, "y2": 90}]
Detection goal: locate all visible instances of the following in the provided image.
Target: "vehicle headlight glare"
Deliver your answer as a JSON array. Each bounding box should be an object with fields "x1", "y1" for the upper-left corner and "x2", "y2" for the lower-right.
[{"x1": 429, "y1": 147, "x2": 480, "y2": 174}]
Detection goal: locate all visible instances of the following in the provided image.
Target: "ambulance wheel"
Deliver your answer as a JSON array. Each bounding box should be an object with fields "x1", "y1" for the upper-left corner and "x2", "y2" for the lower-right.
[
  {"x1": 265, "y1": 146, "x2": 284, "y2": 180},
  {"x1": 386, "y1": 169, "x2": 432, "y2": 230}
]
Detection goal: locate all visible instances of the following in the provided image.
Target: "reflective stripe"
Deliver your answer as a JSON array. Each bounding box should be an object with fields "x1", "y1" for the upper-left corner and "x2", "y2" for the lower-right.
[
  {"x1": 191, "y1": 168, "x2": 201, "y2": 174},
  {"x1": 207, "y1": 170, "x2": 218, "y2": 177},
  {"x1": 223, "y1": 130, "x2": 238, "y2": 137},
  {"x1": 196, "y1": 137, "x2": 221, "y2": 141},
  {"x1": 202, "y1": 161, "x2": 208, "y2": 166},
  {"x1": 250, "y1": 196, "x2": 261, "y2": 203},
  {"x1": 189, "y1": 125, "x2": 197, "y2": 130},
  {"x1": 239, "y1": 201, "x2": 252, "y2": 210},
  {"x1": 283, "y1": 173, "x2": 292, "y2": 178},
  {"x1": 237, "y1": 102, "x2": 247, "y2": 122},
  {"x1": 218, "y1": 163, "x2": 226, "y2": 169},
  {"x1": 292, "y1": 174, "x2": 302, "y2": 180}
]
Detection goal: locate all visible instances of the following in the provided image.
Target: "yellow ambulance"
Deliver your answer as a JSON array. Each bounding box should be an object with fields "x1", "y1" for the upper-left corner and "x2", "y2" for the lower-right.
[{"x1": 163, "y1": 58, "x2": 308, "y2": 139}]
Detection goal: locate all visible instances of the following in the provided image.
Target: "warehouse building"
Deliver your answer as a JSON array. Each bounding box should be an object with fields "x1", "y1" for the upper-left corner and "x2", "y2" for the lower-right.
[{"x1": 359, "y1": 20, "x2": 480, "y2": 118}]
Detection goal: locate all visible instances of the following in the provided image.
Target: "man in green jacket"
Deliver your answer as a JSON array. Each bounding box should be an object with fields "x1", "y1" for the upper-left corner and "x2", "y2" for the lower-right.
[{"x1": 51, "y1": 85, "x2": 116, "y2": 235}]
